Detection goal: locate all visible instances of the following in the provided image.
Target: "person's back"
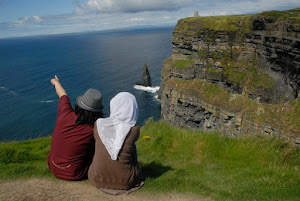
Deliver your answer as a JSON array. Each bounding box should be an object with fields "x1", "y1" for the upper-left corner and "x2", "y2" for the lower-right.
[
  {"x1": 88, "y1": 124, "x2": 141, "y2": 189},
  {"x1": 88, "y1": 92, "x2": 143, "y2": 195},
  {"x1": 47, "y1": 75, "x2": 103, "y2": 181}
]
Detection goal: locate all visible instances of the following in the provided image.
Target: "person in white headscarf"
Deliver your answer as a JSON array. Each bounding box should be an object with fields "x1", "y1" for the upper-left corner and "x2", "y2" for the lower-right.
[{"x1": 88, "y1": 92, "x2": 143, "y2": 195}]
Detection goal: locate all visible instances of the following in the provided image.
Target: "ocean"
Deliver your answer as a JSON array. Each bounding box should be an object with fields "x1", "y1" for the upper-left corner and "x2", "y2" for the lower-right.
[{"x1": 0, "y1": 27, "x2": 173, "y2": 141}]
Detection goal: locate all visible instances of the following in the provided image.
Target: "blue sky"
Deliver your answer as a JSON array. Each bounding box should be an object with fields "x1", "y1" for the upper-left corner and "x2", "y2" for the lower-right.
[{"x1": 0, "y1": 0, "x2": 299, "y2": 38}]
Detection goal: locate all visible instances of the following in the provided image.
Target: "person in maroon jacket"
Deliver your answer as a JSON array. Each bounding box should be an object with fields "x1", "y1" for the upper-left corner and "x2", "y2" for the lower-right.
[{"x1": 47, "y1": 75, "x2": 104, "y2": 181}]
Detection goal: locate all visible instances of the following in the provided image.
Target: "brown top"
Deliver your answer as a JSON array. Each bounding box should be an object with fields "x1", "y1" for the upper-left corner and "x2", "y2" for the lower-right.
[{"x1": 88, "y1": 124, "x2": 142, "y2": 190}]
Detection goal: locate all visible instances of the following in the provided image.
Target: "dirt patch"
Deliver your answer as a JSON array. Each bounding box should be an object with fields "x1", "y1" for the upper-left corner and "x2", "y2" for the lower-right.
[{"x1": 0, "y1": 178, "x2": 211, "y2": 201}]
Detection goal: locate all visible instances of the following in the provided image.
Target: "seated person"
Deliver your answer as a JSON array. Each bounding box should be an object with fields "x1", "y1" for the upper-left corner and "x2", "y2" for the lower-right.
[
  {"x1": 88, "y1": 92, "x2": 143, "y2": 195},
  {"x1": 47, "y1": 75, "x2": 103, "y2": 181}
]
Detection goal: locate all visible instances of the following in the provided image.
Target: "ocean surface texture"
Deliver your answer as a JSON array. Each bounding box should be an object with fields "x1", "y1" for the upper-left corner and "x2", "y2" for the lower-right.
[{"x1": 0, "y1": 28, "x2": 173, "y2": 141}]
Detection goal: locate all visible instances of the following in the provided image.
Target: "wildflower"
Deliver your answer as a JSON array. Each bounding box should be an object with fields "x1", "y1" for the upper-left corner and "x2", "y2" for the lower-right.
[
  {"x1": 228, "y1": 190, "x2": 232, "y2": 194},
  {"x1": 143, "y1": 136, "x2": 150, "y2": 139}
]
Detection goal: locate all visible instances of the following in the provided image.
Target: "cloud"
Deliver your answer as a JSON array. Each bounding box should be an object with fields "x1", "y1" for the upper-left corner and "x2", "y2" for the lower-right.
[
  {"x1": 128, "y1": 17, "x2": 144, "y2": 22},
  {"x1": 15, "y1": 16, "x2": 42, "y2": 25},
  {"x1": 1, "y1": 0, "x2": 299, "y2": 39},
  {"x1": 74, "y1": 0, "x2": 195, "y2": 14},
  {"x1": 196, "y1": 0, "x2": 300, "y2": 16}
]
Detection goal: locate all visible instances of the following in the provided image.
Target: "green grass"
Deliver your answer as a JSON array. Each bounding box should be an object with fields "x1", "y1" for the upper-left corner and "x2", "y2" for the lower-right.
[
  {"x1": 175, "y1": 8, "x2": 300, "y2": 36},
  {"x1": 259, "y1": 8, "x2": 300, "y2": 25},
  {"x1": 222, "y1": 61, "x2": 274, "y2": 91},
  {"x1": 0, "y1": 137, "x2": 52, "y2": 179},
  {"x1": 177, "y1": 15, "x2": 252, "y2": 34},
  {"x1": 137, "y1": 120, "x2": 299, "y2": 200},
  {"x1": 174, "y1": 59, "x2": 194, "y2": 69},
  {"x1": 0, "y1": 120, "x2": 299, "y2": 200}
]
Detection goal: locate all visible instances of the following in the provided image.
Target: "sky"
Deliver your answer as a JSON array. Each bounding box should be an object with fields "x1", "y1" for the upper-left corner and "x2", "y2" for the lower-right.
[{"x1": 0, "y1": 0, "x2": 299, "y2": 38}]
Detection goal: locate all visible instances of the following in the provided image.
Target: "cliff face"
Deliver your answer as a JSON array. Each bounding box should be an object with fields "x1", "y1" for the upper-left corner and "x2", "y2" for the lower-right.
[{"x1": 160, "y1": 9, "x2": 300, "y2": 143}]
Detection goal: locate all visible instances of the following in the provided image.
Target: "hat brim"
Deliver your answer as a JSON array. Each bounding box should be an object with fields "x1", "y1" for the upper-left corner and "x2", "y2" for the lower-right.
[{"x1": 76, "y1": 96, "x2": 103, "y2": 112}]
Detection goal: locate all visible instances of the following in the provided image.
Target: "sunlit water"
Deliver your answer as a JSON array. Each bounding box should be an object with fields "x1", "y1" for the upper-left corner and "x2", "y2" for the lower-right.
[{"x1": 0, "y1": 27, "x2": 173, "y2": 141}]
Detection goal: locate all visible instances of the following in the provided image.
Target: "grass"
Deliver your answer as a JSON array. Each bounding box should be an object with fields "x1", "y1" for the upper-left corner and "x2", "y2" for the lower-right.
[
  {"x1": 175, "y1": 8, "x2": 300, "y2": 37},
  {"x1": 0, "y1": 120, "x2": 299, "y2": 200},
  {"x1": 137, "y1": 120, "x2": 300, "y2": 200},
  {"x1": 222, "y1": 60, "x2": 274, "y2": 91},
  {"x1": 176, "y1": 15, "x2": 252, "y2": 35},
  {"x1": 174, "y1": 59, "x2": 194, "y2": 69},
  {"x1": 259, "y1": 8, "x2": 300, "y2": 25},
  {"x1": 0, "y1": 137, "x2": 52, "y2": 180}
]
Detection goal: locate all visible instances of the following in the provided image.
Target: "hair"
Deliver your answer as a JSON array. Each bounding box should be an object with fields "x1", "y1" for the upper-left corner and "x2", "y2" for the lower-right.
[{"x1": 75, "y1": 104, "x2": 103, "y2": 126}]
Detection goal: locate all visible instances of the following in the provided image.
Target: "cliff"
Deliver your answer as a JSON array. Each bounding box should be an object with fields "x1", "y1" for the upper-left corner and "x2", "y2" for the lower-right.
[{"x1": 160, "y1": 9, "x2": 300, "y2": 144}]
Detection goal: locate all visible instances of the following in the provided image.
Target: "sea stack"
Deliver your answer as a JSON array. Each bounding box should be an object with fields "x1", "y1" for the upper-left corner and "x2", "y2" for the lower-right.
[
  {"x1": 142, "y1": 64, "x2": 151, "y2": 87},
  {"x1": 136, "y1": 64, "x2": 152, "y2": 87}
]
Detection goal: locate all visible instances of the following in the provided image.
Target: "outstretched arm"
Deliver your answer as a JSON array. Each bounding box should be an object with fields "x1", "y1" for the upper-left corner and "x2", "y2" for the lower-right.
[{"x1": 51, "y1": 75, "x2": 67, "y2": 98}]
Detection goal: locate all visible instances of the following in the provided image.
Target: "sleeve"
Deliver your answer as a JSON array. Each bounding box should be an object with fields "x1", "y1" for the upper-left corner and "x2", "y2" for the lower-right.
[{"x1": 57, "y1": 95, "x2": 74, "y2": 118}]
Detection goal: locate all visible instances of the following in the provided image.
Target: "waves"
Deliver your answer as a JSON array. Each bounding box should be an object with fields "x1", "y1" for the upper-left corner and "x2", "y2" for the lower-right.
[
  {"x1": 39, "y1": 100, "x2": 56, "y2": 103},
  {"x1": 0, "y1": 86, "x2": 17, "y2": 96},
  {"x1": 134, "y1": 85, "x2": 160, "y2": 93},
  {"x1": 0, "y1": 29, "x2": 172, "y2": 141},
  {"x1": 0, "y1": 86, "x2": 57, "y2": 104},
  {"x1": 133, "y1": 85, "x2": 160, "y2": 99}
]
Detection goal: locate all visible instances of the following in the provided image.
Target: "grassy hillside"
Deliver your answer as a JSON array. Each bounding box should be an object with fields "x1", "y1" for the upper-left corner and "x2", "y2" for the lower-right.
[
  {"x1": 0, "y1": 120, "x2": 299, "y2": 200},
  {"x1": 175, "y1": 8, "x2": 300, "y2": 35}
]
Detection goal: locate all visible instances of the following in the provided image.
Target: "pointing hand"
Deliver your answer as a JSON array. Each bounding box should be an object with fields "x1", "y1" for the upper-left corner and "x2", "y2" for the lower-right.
[{"x1": 51, "y1": 75, "x2": 60, "y2": 85}]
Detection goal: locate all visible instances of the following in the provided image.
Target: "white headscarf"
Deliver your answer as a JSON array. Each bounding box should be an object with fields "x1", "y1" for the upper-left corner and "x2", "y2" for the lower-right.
[{"x1": 96, "y1": 92, "x2": 138, "y2": 160}]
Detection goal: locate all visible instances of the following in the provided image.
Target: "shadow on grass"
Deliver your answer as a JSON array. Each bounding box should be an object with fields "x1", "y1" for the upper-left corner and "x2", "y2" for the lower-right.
[{"x1": 140, "y1": 161, "x2": 172, "y2": 180}]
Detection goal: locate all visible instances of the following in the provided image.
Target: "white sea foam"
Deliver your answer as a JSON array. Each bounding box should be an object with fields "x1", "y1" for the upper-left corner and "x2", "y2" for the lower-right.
[
  {"x1": 40, "y1": 100, "x2": 55, "y2": 103},
  {"x1": 134, "y1": 85, "x2": 161, "y2": 101},
  {"x1": 134, "y1": 85, "x2": 160, "y2": 93}
]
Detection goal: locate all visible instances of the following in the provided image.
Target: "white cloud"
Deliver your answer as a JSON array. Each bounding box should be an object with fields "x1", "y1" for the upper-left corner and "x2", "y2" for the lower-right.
[
  {"x1": 15, "y1": 16, "x2": 42, "y2": 25},
  {"x1": 1, "y1": 0, "x2": 299, "y2": 38},
  {"x1": 128, "y1": 17, "x2": 144, "y2": 22},
  {"x1": 74, "y1": 0, "x2": 195, "y2": 14},
  {"x1": 32, "y1": 16, "x2": 42, "y2": 23},
  {"x1": 193, "y1": 0, "x2": 300, "y2": 16}
]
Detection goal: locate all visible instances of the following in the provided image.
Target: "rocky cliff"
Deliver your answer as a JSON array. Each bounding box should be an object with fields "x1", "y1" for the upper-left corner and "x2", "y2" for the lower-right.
[{"x1": 160, "y1": 9, "x2": 300, "y2": 144}]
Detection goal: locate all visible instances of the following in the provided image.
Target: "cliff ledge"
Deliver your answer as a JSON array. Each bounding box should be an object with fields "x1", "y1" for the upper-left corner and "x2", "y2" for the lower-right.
[{"x1": 160, "y1": 8, "x2": 300, "y2": 144}]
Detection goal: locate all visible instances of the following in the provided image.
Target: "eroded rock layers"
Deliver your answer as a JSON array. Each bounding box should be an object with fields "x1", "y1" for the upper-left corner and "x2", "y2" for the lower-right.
[{"x1": 160, "y1": 9, "x2": 300, "y2": 143}]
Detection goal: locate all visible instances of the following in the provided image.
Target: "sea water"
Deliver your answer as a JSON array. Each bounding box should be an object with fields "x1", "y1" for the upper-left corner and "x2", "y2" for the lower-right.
[{"x1": 0, "y1": 27, "x2": 173, "y2": 141}]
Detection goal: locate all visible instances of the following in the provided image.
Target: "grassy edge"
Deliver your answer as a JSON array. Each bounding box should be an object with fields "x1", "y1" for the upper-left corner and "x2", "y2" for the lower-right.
[{"x1": 0, "y1": 120, "x2": 299, "y2": 200}]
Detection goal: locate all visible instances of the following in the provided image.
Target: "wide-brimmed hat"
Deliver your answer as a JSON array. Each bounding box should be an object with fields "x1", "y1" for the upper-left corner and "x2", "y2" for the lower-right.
[{"x1": 76, "y1": 88, "x2": 103, "y2": 112}]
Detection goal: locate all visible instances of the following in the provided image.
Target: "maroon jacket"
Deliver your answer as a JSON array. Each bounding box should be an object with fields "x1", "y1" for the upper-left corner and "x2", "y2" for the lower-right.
[{"x1": 47, "y1": 95, "x2": 94, "y2": 181}]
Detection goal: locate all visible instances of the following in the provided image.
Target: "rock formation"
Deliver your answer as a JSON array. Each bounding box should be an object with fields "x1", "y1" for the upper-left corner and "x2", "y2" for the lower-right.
[
  {"x1": 159, "y1": 8, "x2": 300, "y2": 144},
  {"x1": 136, "y1": 64, "x2": 152, "y2": 87}
]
